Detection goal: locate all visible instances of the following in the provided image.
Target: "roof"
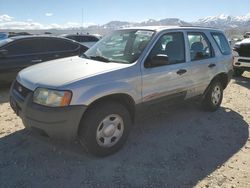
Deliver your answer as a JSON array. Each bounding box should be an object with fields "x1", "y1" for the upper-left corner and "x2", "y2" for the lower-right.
[
  {"x1": 8, "y1": 35, "x2": 66, "y2": 41},
  {"x1": 0, "y1": 35, "x2": 82, "y2": 47},
  {"x1": 119, "y1": 25, "x2": 222, "y2": 32}
]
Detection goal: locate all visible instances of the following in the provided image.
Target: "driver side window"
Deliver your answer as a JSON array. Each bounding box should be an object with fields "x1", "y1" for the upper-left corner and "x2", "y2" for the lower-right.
[{"x1": 146, "y1": 32, "x2": 186, "y2": 66}]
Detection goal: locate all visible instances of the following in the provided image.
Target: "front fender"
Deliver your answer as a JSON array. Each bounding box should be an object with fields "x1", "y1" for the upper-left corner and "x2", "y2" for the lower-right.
[{"x1": 72, "y1": 81, "x2": 140, "y2": 106}]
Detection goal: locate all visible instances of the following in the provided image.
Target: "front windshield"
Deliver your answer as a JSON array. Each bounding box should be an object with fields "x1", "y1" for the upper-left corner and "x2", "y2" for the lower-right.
[{"x1": 83, "y1": 29, "x2": 155, "y2": 64}]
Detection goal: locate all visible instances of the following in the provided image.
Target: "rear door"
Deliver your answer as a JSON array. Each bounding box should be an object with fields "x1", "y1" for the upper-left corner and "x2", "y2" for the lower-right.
[
  {"x1": 184, "y1": 31, "x2": 218, "y2": 97},
  {"x1": 141, "y1": 31, "x2": 193, "y2": 103}
]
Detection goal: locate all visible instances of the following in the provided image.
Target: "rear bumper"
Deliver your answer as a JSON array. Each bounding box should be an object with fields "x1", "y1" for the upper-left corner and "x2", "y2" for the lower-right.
[{"x1": 9, "y1": 82, "x2": 87, "y2": 141}]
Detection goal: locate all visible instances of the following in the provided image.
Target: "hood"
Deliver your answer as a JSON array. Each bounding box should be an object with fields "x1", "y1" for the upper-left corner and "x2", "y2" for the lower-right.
[
  {"x1": 17, "y1": 56, "x2": 131, "y2": 90},
  {"x1": 235, "y1": 38, "x2": 250, "y2": 46}
]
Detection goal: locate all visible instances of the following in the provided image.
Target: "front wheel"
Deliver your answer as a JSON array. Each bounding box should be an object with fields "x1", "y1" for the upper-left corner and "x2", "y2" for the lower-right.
[
  {"x1": 78, "y1": 101, "x2": 132, "y2": 157},
  {"x1": 202, "y1": 81, "x2": 223, "y2": 111}
]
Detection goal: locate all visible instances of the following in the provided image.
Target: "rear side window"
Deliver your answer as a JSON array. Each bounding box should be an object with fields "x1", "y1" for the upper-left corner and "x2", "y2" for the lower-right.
[
  {"x1": 188, "y1": 32, "x2": 214, "y2": 61},
  {"x1": 87, "y1": 36, "x2": 99, "y2": 42},
  {"x1": 41, "y1": 38, "x2": 79, "y2": 52},
  {"x1": 211, "y1": 33, "x2": 231, "y2": 55},
  {"x1": 79, "y1": 36, "x2": 99, "y2": 42}
]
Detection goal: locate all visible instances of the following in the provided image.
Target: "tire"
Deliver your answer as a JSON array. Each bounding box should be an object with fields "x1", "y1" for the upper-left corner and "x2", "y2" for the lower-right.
[
  {"x1": 78, "y1": 101, "x2": 132, "y2": 157},
  {"x1": 202, "y1": 81, "x2": 223, "y2": 112},
  {"x1": 233, "y1": 69, "x2": 244, "y2": 77}
]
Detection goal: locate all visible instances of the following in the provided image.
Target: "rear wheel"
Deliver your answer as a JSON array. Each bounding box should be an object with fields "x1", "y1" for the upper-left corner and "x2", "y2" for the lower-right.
[
  {"x1": 202, "y1": 81, "x2": 223, "y2": 111},
  {"x1": 79, "y1": 101, "x2": 131, "y2": 157},
  {"x1": 233, "y1": 69, "x2": 244, "y2": 77}
]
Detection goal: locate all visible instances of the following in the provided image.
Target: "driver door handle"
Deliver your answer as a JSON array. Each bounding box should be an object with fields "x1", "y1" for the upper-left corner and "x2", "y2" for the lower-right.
[{"x1": 176, "y1": 69, "x2": 187, "y2": 75}]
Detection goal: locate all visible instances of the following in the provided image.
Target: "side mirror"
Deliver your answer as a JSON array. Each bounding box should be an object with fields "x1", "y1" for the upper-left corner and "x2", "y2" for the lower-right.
[
  {"x1": 145, "y1": 54, "x2": 169, "y2": 68},
  {"x1": 0, "y1": 49, "x2": 8, "y2": 58}
]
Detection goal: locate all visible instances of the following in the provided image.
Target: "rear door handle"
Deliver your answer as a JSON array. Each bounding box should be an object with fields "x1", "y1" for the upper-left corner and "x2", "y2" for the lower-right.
[
  {"x1": 31, "y1": 59, "x2": 42, "y2": 63},
  {"x1": 54, "y1": 54, "x2": 60, "y2": 58},
  {"x1": 208, "y1": 63, "x2": 216, "y2": 68},
  {"x1": 176, "y1": 69, "x2": 187, "y2": 75}
]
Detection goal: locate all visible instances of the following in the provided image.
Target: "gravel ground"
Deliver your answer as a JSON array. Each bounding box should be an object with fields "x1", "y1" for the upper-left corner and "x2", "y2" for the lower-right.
[{"x1": 0, "y1": 72, "x2": 249, "y2": 188}]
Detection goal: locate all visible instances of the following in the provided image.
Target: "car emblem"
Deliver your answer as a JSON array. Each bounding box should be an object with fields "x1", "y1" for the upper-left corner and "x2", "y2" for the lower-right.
[{"x1": 18, "y1": 86, "x2": 22, "y2": 92}]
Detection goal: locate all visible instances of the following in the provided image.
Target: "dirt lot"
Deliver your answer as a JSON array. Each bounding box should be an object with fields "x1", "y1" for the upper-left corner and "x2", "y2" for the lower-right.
[{"x1": 0, "y1": 73, "x2": 249, "y2": 188}]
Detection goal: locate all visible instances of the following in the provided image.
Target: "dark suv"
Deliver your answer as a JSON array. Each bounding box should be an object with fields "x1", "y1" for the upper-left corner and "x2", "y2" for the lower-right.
[
  {"x1": 233, "y1": 38, "x2": 250, "y2": 76},
  {"x1": 0, "y1": 36, "x2": 88, "y2": 83}
]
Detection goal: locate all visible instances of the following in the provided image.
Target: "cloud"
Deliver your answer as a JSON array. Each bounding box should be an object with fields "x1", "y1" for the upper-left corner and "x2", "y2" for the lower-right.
[
  {"x1": 0, "y1": 14, "x2": 14, "y2": 22},
  {"x1": 0, "y1": 21, "x2": 45, "y2": 30},
  {"x1": 45, "y1": 13, "x2": 53, "y2": 17},
  {"x1": 0, "y1": 15, "x2": 96, "y2": 30}
]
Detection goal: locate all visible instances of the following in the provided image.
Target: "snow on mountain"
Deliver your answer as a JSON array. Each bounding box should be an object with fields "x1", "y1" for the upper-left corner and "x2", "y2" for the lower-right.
[{"x1": 194, "y1": 13, "x2": 250, "y2": 28}]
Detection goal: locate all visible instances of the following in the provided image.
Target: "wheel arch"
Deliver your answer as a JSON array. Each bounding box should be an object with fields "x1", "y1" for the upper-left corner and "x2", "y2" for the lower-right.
[
  {"x1": 211, "y1": 72, "x2": 229, "y2": 89},
  {"x1": 203, "y1": 72, "x2": 229, "y2": 97},
  {"x1": 79, "y1": 93, "x2": 136, "y2": 128}
]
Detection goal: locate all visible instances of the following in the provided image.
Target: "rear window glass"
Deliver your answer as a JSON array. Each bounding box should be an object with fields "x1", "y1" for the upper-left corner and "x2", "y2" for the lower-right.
[{"x1": 212, "y1": 33, "x2": 231, "y2": 55}]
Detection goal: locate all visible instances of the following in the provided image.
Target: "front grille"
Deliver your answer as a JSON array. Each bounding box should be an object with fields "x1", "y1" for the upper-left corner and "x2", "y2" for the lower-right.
[
  {"x1": 238, "y1": 59, "x2": 250, "y2": 63},
  {"x1": 13, "y1": 81, "x2": 32, "y2": 98},
  {"x1": 238, "y1": 44, "x2": 250, "y2": 57}
]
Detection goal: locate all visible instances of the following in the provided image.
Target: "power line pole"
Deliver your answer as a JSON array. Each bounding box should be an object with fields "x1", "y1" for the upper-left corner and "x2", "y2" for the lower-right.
[{"x1": 81, "y1": 8, "x2": 84, "y2": 34}]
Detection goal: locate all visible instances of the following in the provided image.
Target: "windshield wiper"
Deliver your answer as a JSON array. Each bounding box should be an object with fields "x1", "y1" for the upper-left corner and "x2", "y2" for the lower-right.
[
  {"x1": 89, "y1": 55, "x2": 111, "y2": 62},
  {"x1": 81, "y1": 53, "x2": 90, "y2": 59}
]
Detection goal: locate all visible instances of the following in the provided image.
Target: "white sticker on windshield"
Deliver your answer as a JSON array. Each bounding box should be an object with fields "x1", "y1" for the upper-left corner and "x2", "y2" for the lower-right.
[{"x1": 135, "y1": 30, "x2": 154, "y2": 36}]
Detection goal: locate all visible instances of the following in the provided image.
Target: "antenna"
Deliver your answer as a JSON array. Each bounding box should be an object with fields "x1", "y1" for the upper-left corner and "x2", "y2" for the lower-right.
[{"x1": 81, "y1": 8, "x2": 84, "y2": 34}]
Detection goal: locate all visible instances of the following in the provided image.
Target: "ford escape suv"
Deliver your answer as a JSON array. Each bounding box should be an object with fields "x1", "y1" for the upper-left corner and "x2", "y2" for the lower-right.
[{"x1": 10, "y1": 26, "x2": 233, "y2": 156}]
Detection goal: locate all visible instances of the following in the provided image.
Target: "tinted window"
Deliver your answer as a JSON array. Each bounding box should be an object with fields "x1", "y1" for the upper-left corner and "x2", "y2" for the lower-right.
[
  {"x1": 41, "y1": 38, "x2": 79, "y2": 52},
  {"x1": 87, "y1": 36, "x2": 99, "y2": 42},
  {"x1": 188, "y1": 32, "x2": 213, "y2": 61},
  {"x1": 66, "y1": 35, "x2": 99, "y2": 42},
  {"x1": 148, "y1": 32, "x2": 186, "y2": 64},
  {"x1": 212, "y1": 32, "x2": 231, "y2": 55},
  {"x1": 66, "y1": 35, "x2": 77, "y2": 41},
  {"x1": 5, "y1": 38, "x2": 43, "y2": 55}
]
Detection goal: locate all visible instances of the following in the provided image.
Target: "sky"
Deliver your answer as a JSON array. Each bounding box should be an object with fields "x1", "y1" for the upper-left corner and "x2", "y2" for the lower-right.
[{"x1": 0, "y1": 0, "x2": 250, "y2": 29}]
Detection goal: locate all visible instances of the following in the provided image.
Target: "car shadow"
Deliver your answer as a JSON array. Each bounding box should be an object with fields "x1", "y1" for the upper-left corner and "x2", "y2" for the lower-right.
[
  {"x1": 233, "y1": 74, "x2": 250, "y2": 89},
  {"x1": 0, "y1": 103, "x2": 248, "y2": 188}
]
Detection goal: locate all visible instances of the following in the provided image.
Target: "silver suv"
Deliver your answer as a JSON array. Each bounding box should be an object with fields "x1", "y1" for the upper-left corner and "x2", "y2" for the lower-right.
[{"x1": 10, "y1": 26, "x2": 233, "y2": 156}]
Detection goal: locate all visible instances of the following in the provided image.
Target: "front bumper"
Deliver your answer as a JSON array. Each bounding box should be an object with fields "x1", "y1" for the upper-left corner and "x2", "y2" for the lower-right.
[
  {"x1": 233, "y1": 57, "x2": 250, "y2": 71},
  {"x1": 9, "y1": 82, "x2": 87, "y2": 141}
]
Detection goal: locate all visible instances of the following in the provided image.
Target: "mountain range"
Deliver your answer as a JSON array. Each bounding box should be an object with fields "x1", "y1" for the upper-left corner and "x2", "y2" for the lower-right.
[
  {"x1": 100, "y1": 14, "x2": 250, "y2": 30},
  {"x1": 1, "y1": 14, "x2": 250, "y2": 36}
]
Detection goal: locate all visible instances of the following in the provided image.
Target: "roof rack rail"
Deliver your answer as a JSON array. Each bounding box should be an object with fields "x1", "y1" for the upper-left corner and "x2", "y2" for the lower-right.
[{"x1": 179, "y1": 25, "x2": 219, "y2": 29}]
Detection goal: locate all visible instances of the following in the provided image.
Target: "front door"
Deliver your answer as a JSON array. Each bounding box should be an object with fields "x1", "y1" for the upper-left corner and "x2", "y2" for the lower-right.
[{"x1": 141, "y1": 32, "x2": 193, "y2": 104}]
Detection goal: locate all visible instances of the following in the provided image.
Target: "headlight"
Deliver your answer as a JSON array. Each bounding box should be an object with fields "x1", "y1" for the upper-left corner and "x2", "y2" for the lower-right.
[{"x1": 33, "y1": 88, "x2": 72, "y2": 107}]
